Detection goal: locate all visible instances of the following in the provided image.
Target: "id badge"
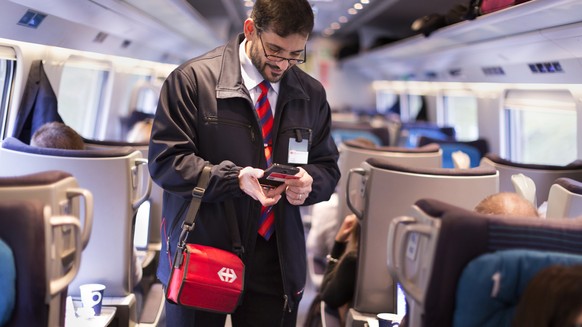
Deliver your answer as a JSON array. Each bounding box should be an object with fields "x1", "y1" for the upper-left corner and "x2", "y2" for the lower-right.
[{"x1": 288, "y1": 139, "x2": 308, "y2": 164}]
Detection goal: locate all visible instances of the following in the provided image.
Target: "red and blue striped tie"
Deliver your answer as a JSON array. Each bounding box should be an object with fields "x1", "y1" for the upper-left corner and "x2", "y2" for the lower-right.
[{"x1": 256, "y1": 80, "x2": 275, "y2": 240}]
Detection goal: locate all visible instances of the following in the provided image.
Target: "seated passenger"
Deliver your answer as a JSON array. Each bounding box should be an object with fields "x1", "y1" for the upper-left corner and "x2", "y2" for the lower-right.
[
  {"x1": 305, "y1": 214, "x2": 359, "y2": 327},
  {"x1": 30, "y1": 122, "x2": 85, "y2": 150},
  {"x1": 474, "y1": 192, "x2": 540, "y2": 218},
  {"x1": 126, "y1": 119, "x2": 153, "y2": 143},
  {"x1": 306, "y1": 193, "x2": 339, "y2": 268},
  {"x1": 512, "y1": 265, "x2": 582, "y2": 327}
]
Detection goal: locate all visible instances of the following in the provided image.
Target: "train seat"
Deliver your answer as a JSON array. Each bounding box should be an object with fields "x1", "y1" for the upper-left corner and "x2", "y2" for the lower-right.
[
  {"x1": 84, "y1": 138, "x2": 162, "y2": 258},
  {"x1": 344, "y1": 158, "x2": 498, "y2": 323},
  {"x1": 387, "y1": 198, "x2": 582, "y2": 327},
  {"x1": 331, "y1": 121, "x2": 391, "y2": 146},
  {"x1": 418, "y1": 136, "x2": 490, "y2": 168},
  {"x1": 0, "y1": 199, "x2": 82, "y2": 327},
  {"x1": 396, "y1": 122, "x2": 456, "y2": 148},
  {"x1": 0, "y1": 170, "x2": 93, "y2": 250},
  {"x1": 480, "y1": 153, "x2": 582, "y2": 206},
  {"x1": 546, "y1": 177, "x2": 582, "y2": 219},
  {"x1": 307, "y1": 140, "x2": 442, "y2": 289},
  {"x1": 82, "y1": 138, "x2": 165, "y2": 325},
  {"x1": 336, "y1": 140, "x2": 442, "y2": 228},
  {"x1": 0, "y1": 137, "x2": 151, "y2": 326}
]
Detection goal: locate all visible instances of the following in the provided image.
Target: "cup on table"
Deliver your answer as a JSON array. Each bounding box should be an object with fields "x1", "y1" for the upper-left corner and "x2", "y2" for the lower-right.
[
  {"x1": 377, "y1": 313, "x2": 400, "y2": 327},
  {"x1": 79, "y1": 283, "x2": 106, "y2": 316}
]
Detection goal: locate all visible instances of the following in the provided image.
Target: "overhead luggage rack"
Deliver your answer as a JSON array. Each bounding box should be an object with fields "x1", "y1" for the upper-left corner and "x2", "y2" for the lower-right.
[{"x1": 343, "y1": 0, "x2": 582, "y2": 82}]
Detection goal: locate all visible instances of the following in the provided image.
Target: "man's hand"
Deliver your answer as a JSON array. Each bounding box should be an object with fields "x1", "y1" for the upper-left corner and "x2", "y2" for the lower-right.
[
  {"x1": 238, "y1": 167, "x2": 285, "y2": 206},
  {"x1": 284, "y1": 167, "x2": 313, "y2": 206}
]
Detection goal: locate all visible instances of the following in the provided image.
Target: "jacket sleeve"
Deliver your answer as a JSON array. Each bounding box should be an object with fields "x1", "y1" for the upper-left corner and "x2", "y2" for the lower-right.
[{"x1": 148, "y1": 68, "x2": 243, "y2": 201}]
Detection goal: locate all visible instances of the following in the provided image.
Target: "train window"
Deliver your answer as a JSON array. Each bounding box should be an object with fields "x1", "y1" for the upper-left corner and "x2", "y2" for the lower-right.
[
  {"x1": 398, "y1": 94, "x2": 425, "y2": 122},
  {"x1": 407, "y1": 94, "x2": 426, "y2": 121},
  {"x1": 58, "y1": 58, "x2": 111, "y2": 140},
  {"x1": 376, "y1": 90, "x2": 399, "y2": 115},
  {"x1": 132, "y1": 81, "x2": 159, "y2": 115},
  {"x1": 504, "y1": 89, "x2": 576, "y2": 165},
  {"x1": 104, "y1": 72, "x2": 152, "y2": 141},
  {"x1": 0, "y1": 47, "x2": 16, "y2": 139},
  {"x1": 441, "y1": 94, "x2": 478, "y2": 141}
]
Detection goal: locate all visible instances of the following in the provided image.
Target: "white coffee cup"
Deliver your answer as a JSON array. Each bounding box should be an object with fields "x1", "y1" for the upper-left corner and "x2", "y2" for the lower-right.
[{"x1": 79, "y1": 283, "x2": 106, "y2": 316}]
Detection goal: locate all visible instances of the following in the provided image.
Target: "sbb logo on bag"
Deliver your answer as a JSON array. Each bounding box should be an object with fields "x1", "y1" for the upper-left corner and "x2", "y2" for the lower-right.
[{"x1": 218, "y1": 267, "x2": 237, "y2": 283}]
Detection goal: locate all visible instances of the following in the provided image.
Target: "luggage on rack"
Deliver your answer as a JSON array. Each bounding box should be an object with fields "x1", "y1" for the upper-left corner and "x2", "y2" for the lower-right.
[{"x1": 467, "y1": 0, "x2": 531, "y2": 18}]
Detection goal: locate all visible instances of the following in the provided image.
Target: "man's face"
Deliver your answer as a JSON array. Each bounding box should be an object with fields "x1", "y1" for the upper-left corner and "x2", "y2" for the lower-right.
[{"x1": 247, "y1": 24, "x2": 307, "y2": 83}]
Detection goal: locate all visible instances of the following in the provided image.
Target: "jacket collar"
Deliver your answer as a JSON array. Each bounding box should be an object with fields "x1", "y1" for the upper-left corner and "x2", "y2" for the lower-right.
[{"x1": 216, "y1": 34, "x2": 309, "y2": 106}]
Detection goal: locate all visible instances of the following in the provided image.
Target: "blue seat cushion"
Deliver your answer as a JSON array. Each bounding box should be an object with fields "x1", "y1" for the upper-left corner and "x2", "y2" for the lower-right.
[
  {"x1": 453, "y1": 249, "x2": 582, "y2": 327},
  {"x1": 0, "y1": 239, "x2": 16, "y2": 326}
]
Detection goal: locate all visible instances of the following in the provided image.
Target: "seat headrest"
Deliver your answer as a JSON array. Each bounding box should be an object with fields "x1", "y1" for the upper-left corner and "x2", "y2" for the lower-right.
[
  {"x1": 83, "y1": 137, "x2": 148, "y2": 148},
  {"x1": 345, "y1": 139, "x2": 440, "y2": 153},
  {"x1": 484, "y1": 153, "x2": 582, "y2": 170},
  {"x1": 2, "y1": 137, "x2": 136, "y2": 158},
  {"x1": 0, "y1": 170, "x2": 72, "y2": 187},
  {"x1": 366, "y1": 157, "x2": 497, "y2": 176},
  {"x1": 553, "y1": 177, "x2": 582, "y2": 194}
]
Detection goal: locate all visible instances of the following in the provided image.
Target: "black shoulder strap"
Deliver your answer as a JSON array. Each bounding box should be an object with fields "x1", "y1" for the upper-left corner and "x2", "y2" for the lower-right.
[
  {"x1": 183, "y1": 165, "x2": 212, "y2": 227},
  {"x1": 224, "y1": 199, "x2": 243, "y2": 257},
  {"x1": 176, "y1": 165, "x2": 243, "y2": 258}
]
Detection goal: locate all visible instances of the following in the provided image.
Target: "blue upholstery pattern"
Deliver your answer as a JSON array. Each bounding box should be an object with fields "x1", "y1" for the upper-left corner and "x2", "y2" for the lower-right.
[
  {"x1": 0, "y1": 239, "x2": 15, "y2": 326},
  {"x1": 453, "y1": 249, "x2": 582, "y2": 327}
]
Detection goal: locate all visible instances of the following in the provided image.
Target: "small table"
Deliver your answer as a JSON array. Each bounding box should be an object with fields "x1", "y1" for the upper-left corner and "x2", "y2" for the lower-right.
[{"x1": 65, "y1": 306, "x2": 117, "y2": 327}]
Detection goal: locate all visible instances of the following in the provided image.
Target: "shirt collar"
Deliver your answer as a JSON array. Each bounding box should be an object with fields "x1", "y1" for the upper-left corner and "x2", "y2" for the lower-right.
[{"x1": 239, "y1": 38, "x2": 280, "y2": 95}]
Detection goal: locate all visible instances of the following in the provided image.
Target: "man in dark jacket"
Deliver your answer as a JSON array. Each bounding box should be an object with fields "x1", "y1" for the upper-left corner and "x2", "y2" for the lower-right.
[{"x1": 148, "y1": 0, "x2": 340, "y2": 325}]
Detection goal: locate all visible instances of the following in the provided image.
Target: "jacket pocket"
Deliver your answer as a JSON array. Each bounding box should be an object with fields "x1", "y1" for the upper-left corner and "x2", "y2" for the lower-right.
[{"x1": 203, "y1": 116, "x2": 256, "y2": 143}]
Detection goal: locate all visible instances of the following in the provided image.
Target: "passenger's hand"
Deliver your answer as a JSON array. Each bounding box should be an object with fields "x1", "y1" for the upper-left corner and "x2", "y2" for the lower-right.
[
  {"x1": 335, "y1": 214, "x2": 357, "y2": 243},
  {"x1": 238, "y1": 167, "x2": 283, "y2": 207},
  {"x1": 284, "y1": 167, "x2": 312, "y2": 206}
]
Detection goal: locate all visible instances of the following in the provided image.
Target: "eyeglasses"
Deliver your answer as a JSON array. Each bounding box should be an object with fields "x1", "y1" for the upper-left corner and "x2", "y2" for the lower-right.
[{"x1": 257, "y1": 31, "x2": 306, "y2": 65}]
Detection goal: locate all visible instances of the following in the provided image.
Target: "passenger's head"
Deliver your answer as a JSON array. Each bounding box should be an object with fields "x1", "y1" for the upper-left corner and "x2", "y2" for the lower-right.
[
  {"x1": 513, "y1": 265, "x2": 582, "y2": 327},
  {"x1": 475, "y1": 192, "x2": 539, "y2": 218},
  {"x1": 244, "y1": 0, "x2": 313, "y2": 83},
  {"x1": 30, "y1": 122, "x2": 85, "y2": 150},
  {"x1": 126, "y1": 119, "x2": 153, "y2": 143}
]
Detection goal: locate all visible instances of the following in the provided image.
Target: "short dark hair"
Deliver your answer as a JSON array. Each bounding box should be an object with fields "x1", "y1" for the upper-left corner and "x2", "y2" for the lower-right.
[
  {"x1": 251, "y1": 0, "x2": 314, "y2": 37},
  {"x1": 30, "y1": 122, "x2": 85, "y2": 150}
]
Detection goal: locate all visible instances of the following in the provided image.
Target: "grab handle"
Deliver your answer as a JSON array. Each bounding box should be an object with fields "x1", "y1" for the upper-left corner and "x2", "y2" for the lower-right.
[
  {"x1": 67, "y1": 188, "x2": 94, "y2": 250},
  {"x1": 346, "y1": 168, "x2": 366, "y2": 220},
  {"x1": 132, "y1": 158, "x2": 152, "y2": 209},
  {"x1": 49, "y1": 215, "x2": 82, "y2": 299}
]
